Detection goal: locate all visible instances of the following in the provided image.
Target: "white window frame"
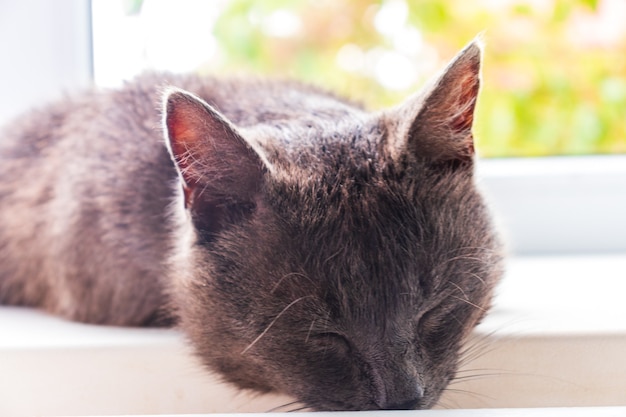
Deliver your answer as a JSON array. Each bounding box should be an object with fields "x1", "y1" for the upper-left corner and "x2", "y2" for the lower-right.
[
  {"x1": 478, "y1": 155, "x2": 626, "y2": 254},
  {"x1": 2, "y1": 0, "x2": 624, "y2": 256},
  {"x1": 0, "y1": 0, "x2": 92, "y2": 125}
]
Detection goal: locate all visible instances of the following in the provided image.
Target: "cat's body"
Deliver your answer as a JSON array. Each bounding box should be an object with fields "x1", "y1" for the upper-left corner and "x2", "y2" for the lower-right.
[
  {"x1": 0, "y1": 74, "x2": 359, "y2": 326},
  {"x1": 0, "y1": 41, "x2": 503, "y2": 410}
]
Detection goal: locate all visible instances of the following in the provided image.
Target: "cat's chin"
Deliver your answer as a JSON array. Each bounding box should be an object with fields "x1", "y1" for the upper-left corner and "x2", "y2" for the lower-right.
[
  {"x1": 210, "y1": 359, "x2": 277, "y2": 394},
  {"x1": 300, "y1": 400, "x2": 430, "y2": 412},
  {"x1": 285, "y1": 387, "x2": 437, "y2": 412}
]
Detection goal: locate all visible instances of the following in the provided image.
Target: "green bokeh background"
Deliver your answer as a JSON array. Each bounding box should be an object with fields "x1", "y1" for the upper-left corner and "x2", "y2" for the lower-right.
[{"x1": 134, "y1": 0, "x2": 626, "y2": 158}]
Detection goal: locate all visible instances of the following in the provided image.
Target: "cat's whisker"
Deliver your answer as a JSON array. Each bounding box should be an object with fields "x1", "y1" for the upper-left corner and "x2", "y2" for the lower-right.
[
  {"x1": 266, "y1": 400, "x2": 301, "y2": 412},
  {"x1": 286, "y1": 405, "x2": 313, "y2": 412},
  {"x1": 445, "y1": 246, "x2": 499, "y2": 255},
  {"x1": 271, "y1": 272, "x2": 314, "y2": 294},
  {"x1": 458, "y1": 345, "x2": 499, "y2": 368},
  {"x1": 241, "y1": 296, "x2": 311, "y2": 355},
  {"x1": 435, "y1": 402, "x2": 453, "y2": 410},
  {"x1": 449, "y1": 295, "x2": 486, "y2": 312},
  {"x1": 449, "y1": 281, "x2": 468, "y2": 299},
  {"x1": 457, "y1": 342, "x2": 499, "y2": 370},
  {"x1": 464, "y1": 271, "x2": 487, "y2": 286},
  {"x1": 460, "y1": 336, "x2": 495, "y2": 359},
  {"x1": 449, "y1": 371, "x2": 507, "y2": 384},
  {"x1": 442, "y1": 387, "x2": 494, "y2": 402},
  {"x1": 438, "y1": 254, "x2": 488, "y2": 267},
  {"x1": 304, "y1": 319, "x2": 316, "y2": 344},
  {"x1": 322, "y1": 247, "x2": 344, "y2": 266},
  {"x1": 459, "y1": 327, "x2": 507, "y2": 367}
]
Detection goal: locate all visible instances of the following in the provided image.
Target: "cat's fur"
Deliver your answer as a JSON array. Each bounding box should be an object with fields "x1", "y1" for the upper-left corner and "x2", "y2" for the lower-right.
[{"x1": 0, "y1": 41, "x2": 503, "y2": 410}]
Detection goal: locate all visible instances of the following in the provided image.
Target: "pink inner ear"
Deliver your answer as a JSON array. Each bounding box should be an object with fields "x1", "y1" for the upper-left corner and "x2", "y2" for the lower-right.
[
  {"x1": 451, "y1": 74, "x2": 479, "y2": 134},
  {"x1": 165, "y1": 95, "x2": 211, "y2": 206},
  {"x1": 169, "y1": 122, "x2": 194, "y2": 148},
  {"x1": 164, "y1": 90, "x2": 266, "y2": 208},
  {"x1": 166, "y1": 100, "x2": 202, "y2": 167},
  {"x1": 402, "y1": 44, "x2": 481, "y2": 163}
]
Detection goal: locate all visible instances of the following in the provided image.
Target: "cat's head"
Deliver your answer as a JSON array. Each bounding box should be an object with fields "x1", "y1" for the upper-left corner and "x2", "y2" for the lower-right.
[{"x1": 163, "y1": 39, "x2": 503, "y2": 410}]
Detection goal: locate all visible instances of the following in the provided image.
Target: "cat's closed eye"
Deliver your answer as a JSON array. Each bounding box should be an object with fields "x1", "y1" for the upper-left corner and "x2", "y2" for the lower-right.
[
  {"x1": 418, "y1": 303, "x2": 467, "y2": 353},
  {"x1": 310, "y1": 332, "x2": 352, "y2": 356}
]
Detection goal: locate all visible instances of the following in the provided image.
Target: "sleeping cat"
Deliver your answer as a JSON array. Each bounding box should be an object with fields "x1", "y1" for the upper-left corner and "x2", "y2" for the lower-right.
[{"x1": 0, "y1": 40, "x2": 502, "y2": 410}]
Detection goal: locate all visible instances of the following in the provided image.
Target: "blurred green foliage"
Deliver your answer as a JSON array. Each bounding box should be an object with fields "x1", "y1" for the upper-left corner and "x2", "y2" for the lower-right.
[
  {"x1": 209, "y1": 0, "x2": 626, "y2": 157},
  {"x1": 209, "y1": 1, "x2": 624, "y2": 157}
]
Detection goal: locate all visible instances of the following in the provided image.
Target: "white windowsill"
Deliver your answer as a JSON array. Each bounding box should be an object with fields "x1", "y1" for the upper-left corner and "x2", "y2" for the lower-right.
[
  {"x1": 477, "y1": 155, "x2": 626, "y2": 255},
  {"x1": 1, "y1": 254, "x2": 625, "y2": 416}
]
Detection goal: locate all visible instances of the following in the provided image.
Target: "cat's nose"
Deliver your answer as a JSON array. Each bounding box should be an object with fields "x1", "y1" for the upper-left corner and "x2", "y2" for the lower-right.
[{"x1": 382, "y1": 384, "x2": 424, "y2": 410}]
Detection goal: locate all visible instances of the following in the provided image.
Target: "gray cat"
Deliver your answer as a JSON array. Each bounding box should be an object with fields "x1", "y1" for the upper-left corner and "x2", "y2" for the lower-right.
[{"x1": 0, "y1": 40, "x2": 503, "y2": 410}]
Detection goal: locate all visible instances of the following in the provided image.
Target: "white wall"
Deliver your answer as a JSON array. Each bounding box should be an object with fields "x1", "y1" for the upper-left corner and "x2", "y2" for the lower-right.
[{"x1": 0, "y1": 0, "x2": 92, "y2": 126}]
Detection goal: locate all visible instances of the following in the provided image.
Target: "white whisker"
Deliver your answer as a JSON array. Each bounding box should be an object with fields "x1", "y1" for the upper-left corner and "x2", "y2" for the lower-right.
[
  {"x1": 305, "y1": 319, "x2": 316, "y2": 344},
  {"x1": 271, "y1": 272, "x2": 314, "y2": 294},
  {"x1": 449, "y1": 281, "x2": 468, "y2": 299},
  {"x1": 241, "y1": 296, "x2": 311, "y2": 355},
  {"x1": 449, "y1": 295, "x2": 486, "y2": 312},
  {"x1": 465, "y1": 271, "x2": 486, "y2": 285}
]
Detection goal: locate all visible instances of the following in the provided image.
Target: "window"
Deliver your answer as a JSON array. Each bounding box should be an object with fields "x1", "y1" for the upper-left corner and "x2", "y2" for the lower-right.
[
  {"x1": 2, "y1": 0, "x2": 624, "y2": 254},
  {"x1": 90, "y1": 0, "x2": 626, "y2": 254},
  {"x1": 0, "y1": 0, "x2": 91, "y2": 124}
]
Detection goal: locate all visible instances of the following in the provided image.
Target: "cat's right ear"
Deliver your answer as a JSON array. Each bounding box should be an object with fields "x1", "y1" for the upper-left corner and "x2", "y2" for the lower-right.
[
  {"x1": 386, "y1": 38, "x2": 482, "y2": 166},
  {"x1": 162, "y1": 89, "x2": 268, "y2": 208}
]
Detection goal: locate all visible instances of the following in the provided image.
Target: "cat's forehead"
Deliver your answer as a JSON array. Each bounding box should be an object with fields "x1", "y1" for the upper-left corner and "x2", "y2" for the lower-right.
[
  {"x1": 260, "y1": 156, "x2": 492, "y2": 301},
  {"x1": 249, "y1": 114, "x2": 383, "y2": 171}
]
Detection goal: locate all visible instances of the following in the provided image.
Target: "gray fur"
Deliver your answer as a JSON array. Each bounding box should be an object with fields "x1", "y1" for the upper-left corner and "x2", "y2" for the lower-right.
[{"x1": 0, "y1": 40, "x2": 503, "y2": 410}]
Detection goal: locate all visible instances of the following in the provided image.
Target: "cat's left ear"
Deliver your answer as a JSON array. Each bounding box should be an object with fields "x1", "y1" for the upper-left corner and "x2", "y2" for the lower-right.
[
  {"x1": 387, "y1": 39, "x2": 482, "y2": 164},
  {"x1": 162, "y1": 88, "x2": 268, "y2": 208}
]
